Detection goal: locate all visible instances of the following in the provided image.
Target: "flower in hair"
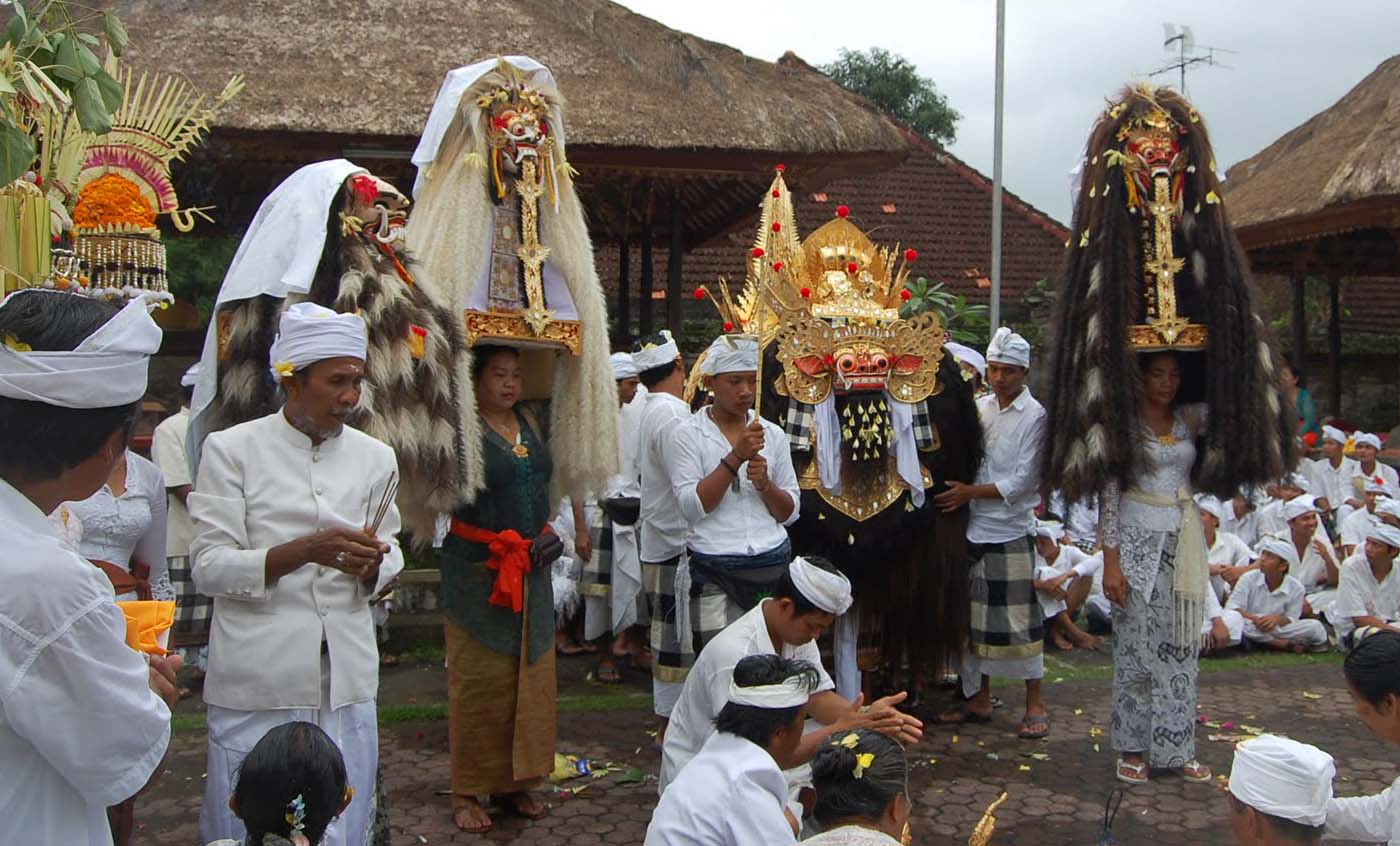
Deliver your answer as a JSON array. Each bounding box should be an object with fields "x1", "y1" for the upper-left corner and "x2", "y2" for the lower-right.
[
  {"x1": 285, "y1": 793, "x2": 309, "y2": 846},
  {"x1": 2, "y1": 333, "x2": 31, "y2": 353},
  {"x1": 853, "y1": 752, "x2": 875, "y2": 779},
  {"x1": 834, "y1": 732, "x2": 860, "y2": 749},
  {"x1": 274, "y1": 361, "x2": 295, "y2": 378}
]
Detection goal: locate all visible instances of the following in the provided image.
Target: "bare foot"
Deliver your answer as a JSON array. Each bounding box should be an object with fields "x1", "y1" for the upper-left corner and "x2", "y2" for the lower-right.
[
  {"x1": 453, "y1": 798, "x2": 492, "y2": 833},
  {"x1": 498, "y1": 791, "x2": 547, "y2": 820},
  {"x1": 1072, "y1": 631, "x2": 1104, "y2": 650},
  {"x1": 1051, "y1": 630, "x2": 1075, "y2": 651}
]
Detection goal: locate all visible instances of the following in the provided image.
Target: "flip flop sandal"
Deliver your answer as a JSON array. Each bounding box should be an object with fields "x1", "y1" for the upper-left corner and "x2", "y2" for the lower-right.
[
  {"x1": 1018, "y1": 713, "x2": 1051, "y2": 739},
  {"x1": 497, "y1": 792, "x2": 548, "y2": 820},
  {"x1": 935, "y1": 707, "x2": 993, "y2": 725},
  {"x1": 1116, "y1": 758, "x2": 1149, "y2": 785},
  {"x1": 595, "y1": 663, "x2": 624, "y2": 684},
  {"x1": 1181, "y1": 760, "x2": 1213, "y2": 783}
]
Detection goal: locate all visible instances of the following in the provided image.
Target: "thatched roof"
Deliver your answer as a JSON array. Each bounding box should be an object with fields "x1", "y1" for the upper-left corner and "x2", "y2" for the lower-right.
[
  {"x1": 1226, "y1": 54, "x2": 1400, "y2": 239},
  {"x1": 114, "y1": 0, "x2": 908, "y2": 158}
]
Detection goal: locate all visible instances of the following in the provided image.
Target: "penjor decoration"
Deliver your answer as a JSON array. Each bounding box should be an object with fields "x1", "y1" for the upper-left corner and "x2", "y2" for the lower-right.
[
  {"x1": 692, "y1": 171, "x2": 982, "y2": 682},
  {"x1": 407, "y1": 56, "x2": 617, "y2": 507},
  {"x1": 1042, "y1": 84, "x2": 1294, "y2": 502}
]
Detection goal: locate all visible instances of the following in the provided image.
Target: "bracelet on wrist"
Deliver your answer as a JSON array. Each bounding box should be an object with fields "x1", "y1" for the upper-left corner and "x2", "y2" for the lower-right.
[{"x1": 720, "y1": 458, "x2": 739, "y2": 476}]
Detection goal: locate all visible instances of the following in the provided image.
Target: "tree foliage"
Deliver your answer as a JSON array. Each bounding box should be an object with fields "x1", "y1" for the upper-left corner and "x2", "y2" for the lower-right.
[{"x1": 821, "y1": 48, "x2": 960, "y2": 146}]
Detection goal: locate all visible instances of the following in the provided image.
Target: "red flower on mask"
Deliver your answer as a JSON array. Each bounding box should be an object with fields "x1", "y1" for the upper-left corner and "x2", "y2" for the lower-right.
[{"x1": 348, "y1": 174, "x2": 379, "y2": 205}]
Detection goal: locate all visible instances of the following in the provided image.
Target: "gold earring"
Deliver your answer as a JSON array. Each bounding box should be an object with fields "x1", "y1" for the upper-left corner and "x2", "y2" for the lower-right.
[{"x1": 901, "y1": 821, "x2": 912, "y2": 846}]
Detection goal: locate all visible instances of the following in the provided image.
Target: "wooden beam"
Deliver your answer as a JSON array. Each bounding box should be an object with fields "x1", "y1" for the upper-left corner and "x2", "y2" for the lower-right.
[
  {"x1": 667, "y1": 188, "x2": 685, "y2": 333},
  {"x1": 1327, "y1": 275, "x2": 1342, "y2": 418},
  {"x1": 640, "y1": 212, "x2": 655, "y2": 337},
  {"x1": 617, "y1": 235, "x2": 631, "y2": 344}
]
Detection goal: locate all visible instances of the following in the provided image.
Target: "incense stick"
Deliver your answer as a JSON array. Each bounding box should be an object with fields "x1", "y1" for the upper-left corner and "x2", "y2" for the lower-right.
[{"x1": 365, "y1": 472, "x2": 398, "y2": 536}]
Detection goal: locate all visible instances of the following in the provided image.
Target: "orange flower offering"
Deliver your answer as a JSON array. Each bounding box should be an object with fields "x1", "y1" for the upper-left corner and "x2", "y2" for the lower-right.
[{"x1": 74, "y1": 173, "x2": 157, "y2": 230}]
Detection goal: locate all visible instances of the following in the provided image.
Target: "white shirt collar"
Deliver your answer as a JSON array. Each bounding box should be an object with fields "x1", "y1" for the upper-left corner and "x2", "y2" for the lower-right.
[{"x1": 0, "y1": 475, "x2": 56, "y2": 538}]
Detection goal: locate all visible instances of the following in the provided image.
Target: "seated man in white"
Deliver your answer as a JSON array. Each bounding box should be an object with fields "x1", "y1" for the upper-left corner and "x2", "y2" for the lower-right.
[
  {"x1": 1031, "y1": 520, "x2": 1102, "y2": 650},
  {"x1": 1226, "y1": 535, "x2": 1328, "y2": 652},
  {"x1": 1340, "y1": 432, "x2": 1399, "y2": 526},
  {"x1": 1198, "y1": 494, "x2": 1256, "y2": 602},
  {"x1": 1257, "y1": 473, "x2": 1311, "y2": 539},
  {"x1": 1281, "y1": 495, "x2": 1341, "y2": 619},
  {"x1": 1340, "y1": 478, "x2": 1389, "y2": 558},
  {"x1": 1331, "y1": 523, "x2": 1400, "y2": 650},
  {"x1": 1223, "y1": 492, "x2": 1264, "y2": 548},
  {"x1": 1308, "y1": 425, "x2": 1359, "y2": 525},
  {"x1": 1227, "y1": 734, "x2": 1333, "y2": 846},
  {"x1": 658, "y1": 557, "x2": 921, "y2": 805},
  {"x1": 645, "y1": 655, "x2": 820, "y2": 846}
]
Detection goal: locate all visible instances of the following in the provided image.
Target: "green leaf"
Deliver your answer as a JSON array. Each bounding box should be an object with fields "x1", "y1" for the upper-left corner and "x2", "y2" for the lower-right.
[
  {"x1": 0, "y1": 75, "x2": 17, "y2": 97},
  {"x1": 91, "y1": 66, "x2": 122, "y2": 112},
  {"x1": 102, "y1": 12, "x2": 128, "y2": 57},
  {"x1": 74, "y1": 43, "x2": 102, "y2": 77},
  {"x1": 72, "y1": 76, "x2": 111, "y2": 134},
  {"x1": 77, "y1": 33, "x2": 99, "y2": 47},
  {"x1": 51, "y1": 32, "x2": 82, "y2": 83},
  {"x1": 5, "y1": 15, "x2": 27, "y2": 48},
  {"x1": 11, "y1": 0, "x2": 25, "y2": 28},
  {"x1": 0, "y1": 119, "x2": 37, "y2": 185}
]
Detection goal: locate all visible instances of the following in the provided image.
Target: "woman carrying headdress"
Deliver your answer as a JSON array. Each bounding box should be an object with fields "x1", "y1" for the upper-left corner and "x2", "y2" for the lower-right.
[{"x1": 1040, "y1": 85, "x2": 1295, "y2": 785}]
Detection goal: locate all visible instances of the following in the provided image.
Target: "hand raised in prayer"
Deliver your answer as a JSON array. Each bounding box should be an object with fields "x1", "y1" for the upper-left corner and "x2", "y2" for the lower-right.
[
  {"x1": 746, "y1": 455, "x2": 771, "y2": 491},
  {"x1": 1102, "y1": 548, "x2": 1128, "y2": 607},
  {"x1": 732, "y1": 420, "x2": 766, "y2": 461},
  {"x1": 307, "y1": 527, "x2": 385, "y2": 578},
  {"x1": 148, "y1": 652, "x2": 183, "y2": 711},
  {"x1": 530, "y1": 532, "x2": 565, "y2": 569}
]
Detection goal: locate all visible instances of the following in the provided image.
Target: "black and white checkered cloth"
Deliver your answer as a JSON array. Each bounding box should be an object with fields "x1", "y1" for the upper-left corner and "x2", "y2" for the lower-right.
[
  {"x1": 784, "y1": 401, "x2": 815, "y2": 451},
  {"x1": 167, "y1": 554, "x2": 212, "y2": 648}
]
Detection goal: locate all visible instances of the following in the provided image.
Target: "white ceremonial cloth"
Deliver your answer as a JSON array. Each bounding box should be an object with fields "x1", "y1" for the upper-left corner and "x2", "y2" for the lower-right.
[
  {"x1": 887, "y1": 394, "x2": 927, "y2": 507},
  {"x1": 659, "y1": 600, "x2": 834, "y2": 794},
  {"x1": 151, "y1": 407, "x2": 196, "y2": 556},
  {"x1": 65, "y1": 450, "x2": 171, "y2": 602},
  {"x1": 267, "y1": 302, "x2": 368, "y2": 380},
  {"x1": 1230, "y1": 735, "x2": 1334, "y2": 827},
  {"x1": 199, "y1": 656, "x2": 377, "y2": 846},
  {"x1": 608, "y1": 387, "x2": 648, "y2": 631},
  {"x1": 985, "y1": 326, "x2": 1031, "y2": 368},
  {"x1": 1326, "y1": 775, "x2": 1400, "y2": 845},
  {"x1": 638, "y1": 391, "x2": 693, "y2": 563},
  {"x1": 0, "y1": 478, "x2": 170, "y2": 846},
  {"x1": 1332, "y1": 554, "x2": 1400, "y2": 644},
  {"x1": 968, "y1": 388, "x2": 1046, "y2": 544},
  {"x1": 700, "y1": 334, "x2": 758, "y2": 375},
  {"x1": 647, "y1": 731, "x2": 797, "y2": 846},
  {"x1": 672, "y1": 408, "x2": 800, "y2": 556},
  {"x1": 189, "y1": 411, "x2": 403, "y2": 711}
]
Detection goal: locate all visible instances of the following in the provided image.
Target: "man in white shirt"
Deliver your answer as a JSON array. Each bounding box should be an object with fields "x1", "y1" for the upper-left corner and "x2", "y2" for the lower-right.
[
  {"x1": 659, "y1": 557, "x2": 920, "y2": 799},
  {"x1": 1257, "y1": 474, "x2": 1311, "y2": 539},
  {"x1": 1281, "y1": 495, "x2": 1341, "y2": 620},
  {"x1": 1228, "y1": 734, "x2": 1332, "y2": 846},
  {"x1": 1308, "y1": 425, "x2": 1359, "y2": 524},
  {"x1": 1226, "y1": 535, "x2": 1327, "y2": 651},
  {"x1": 934, "y1": 327, "x2": 1048, "y2": 739},
  {"x1": 633, "y1": 330, "x2": 694, "y2": 735},
  {"x1": 1224, "y1": 491, "x2": 1264, "y2": 548},
  {"x1": 1198, "y1": 494, "x2": 1257, "y2": 602},
  {"x1": 0, "y1": 291, "x2": 178, "y2": 846},
  {"x1": 192, "y1": 304, "x2": 403, "y2": 846},
  {"x1": 1340, "y1": 432, "x2": 1399, "y2": 525},
  {"x1": 673, "y1": 334, "x2": 800, "y2": 650},
  {"x1": 1332, "y1": 523, "x2": 1400, "y2": 649},
  {"x1": 647, "y1": 654, "x2": 820, "y2": 846},
  {"x1": 152, "y1": 362, "x2": 210, "y2": 676},
  {"x1": 1340, "y1": 479, "x2": 1389, "y2": 556},
  {"x1": 1031, "y1": 520, "x2": 1102, "y2": 650}
]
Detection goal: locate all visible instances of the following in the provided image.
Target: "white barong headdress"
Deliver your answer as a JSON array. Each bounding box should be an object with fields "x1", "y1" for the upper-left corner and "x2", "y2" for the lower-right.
[
  {"x1": 1256, "y1": 534, "x2": 1300, "y2": 571},
  {"x1": 268, "y1": 302, "x2": 368, "y2": 381},
  {"x1": 1228, "y1": 735, "x2": 1334, "y2": 827},
  {"x1": 0, "y1": 291, "x2": 161, "y2": 408},
  {"x1": 985, "y1": 327, "x2": 1030, "y2": 369},
  {"x1": 788, "y1": 556, "x2": 853, "y2": 615}
]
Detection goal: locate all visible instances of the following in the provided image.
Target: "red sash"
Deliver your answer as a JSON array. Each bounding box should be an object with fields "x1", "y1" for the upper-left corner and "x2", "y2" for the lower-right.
[{"x1": 449, "y1": 519, "x2": 549, "y2": 613}]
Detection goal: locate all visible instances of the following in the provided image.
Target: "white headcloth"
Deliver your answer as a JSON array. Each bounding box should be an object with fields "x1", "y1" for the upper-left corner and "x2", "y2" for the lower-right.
[
  {"x1": 701, "y1": 334, "x2": 759, "y2": 376},
  {"x1": 268, "y1": 302, "x2": 368, "y2": 380},
  {"x1": 1256, "y1": 534, "x2": 1300, "y2": 571},
  {"x1": 1228, "y1": 734, "x2": 1334, "y2": 827},
  {"x1": 180, "y1": 362, "x2": 202, "y2": 388},
  {"x1": 1035, "y1": 520, "x2": 1066, "y2": 541},
  {"x1": 1366, "y1": 523, "x2": 1400, "y2": 551},
  {"x1": 1364, "y1": 476, "x2": 1390, "y2": 495},
  {"x1": 632, "y1": 330, "x2": 680, "y2": 372},
  {"x1": 1376, "y1": 498, "x2": 1400, "y2": 521},
  {"x1": 1322, "y1": 425, "x2": 1347, "y2": 445},
  {"x1": 985, "y1": 326, "x2": 1030, "y2": 369},
  {"x1": 1355, "y1": 431, "x2": 1382, "y2": 450},
  {"x1": 0, "y1": 291, "x2": 161, "y2": 408},
  {"x1": 788, "y1": 556, "x2": 853, "y2": 615},
  {"x1": 727, "y1": 676, "x2": 811, "y2": 709},
  {"x1": 610, "y1": 352, "x2": 639, "y2": 381},
  {"x1": 1282, "y1": 495, "x2": 1318, "y2": 522},
  {"x1": 1281, "y1": 471, "x2": 1311, "y2": 493},
  {"x1": 1195, "y1": 494, "x2": 1226, "y2": 524},
  {"x1": 945, "y1": 341, "x2": 987, "y2": 378}
]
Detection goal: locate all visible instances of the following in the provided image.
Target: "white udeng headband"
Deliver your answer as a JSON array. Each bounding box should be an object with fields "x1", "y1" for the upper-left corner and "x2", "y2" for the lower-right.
[{"x1": 727, "y1": 677, "x2": 810, "y2": 709}]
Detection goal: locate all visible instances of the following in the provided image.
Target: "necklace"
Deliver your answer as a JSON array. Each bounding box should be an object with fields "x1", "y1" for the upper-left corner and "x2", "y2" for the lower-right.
[{"x1": 485, "y1": 413, "x2": 529, "y2": 458}]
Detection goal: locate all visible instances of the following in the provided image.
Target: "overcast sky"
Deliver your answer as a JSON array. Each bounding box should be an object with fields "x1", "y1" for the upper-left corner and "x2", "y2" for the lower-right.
[{"x1": 616, "y1": 0, "x2": 1399, "y2": 226}]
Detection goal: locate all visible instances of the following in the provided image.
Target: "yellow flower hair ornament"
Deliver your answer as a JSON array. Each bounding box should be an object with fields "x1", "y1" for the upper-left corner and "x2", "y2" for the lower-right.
[
  {"x1": 853, "y1": 752, "x2": 876, "y2": 779},
  {"x1": 273, "y1": 361, "x2": 295, "y2": 378},
  {"x1": 834, "y1": 732, "x2": 860, "y2": 749},
  {"x1": 3, "y1": 332, "x2": 31, "y2": 352}
]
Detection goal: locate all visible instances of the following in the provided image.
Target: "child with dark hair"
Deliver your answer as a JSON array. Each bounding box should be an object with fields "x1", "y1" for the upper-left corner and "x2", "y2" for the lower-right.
[
  {"x1": 646, "y1": 654, "x2": 820, "y2": 846},
  {"x1": 207, "y1": 722, "x2": 352, "y2": 846},
  {"x1": 1326, "y1": 628, "x2": 1400, "y2": 842},
  {"x1": 807, "y1": 729, "x2": 911, "y2": 845}
]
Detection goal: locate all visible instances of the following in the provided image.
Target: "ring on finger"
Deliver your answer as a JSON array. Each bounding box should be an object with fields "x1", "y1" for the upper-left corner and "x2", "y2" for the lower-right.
[{"x1": 336, "y1": 551, "x2": 348, "y2": 565}]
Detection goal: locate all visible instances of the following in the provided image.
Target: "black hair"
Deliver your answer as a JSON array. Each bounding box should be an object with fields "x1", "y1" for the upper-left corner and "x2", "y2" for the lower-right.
[
  {"x1": 632, "y1": 332, "x2": 680, "y2": 388},
  {"x1": 714, "y1": 654, "x2": 820, "y2": 749},
  {"x1": 811, "y1": 729, "x2": 908, "y2": 828},
  {"x1": 233, "y1": 722, "x2": 348, "y2": 846},
  {"x1": 470, "y1": 344, "x2": 519, "y2": 381},
  {"x1": 1283, "y1": 356, "x2": 1307, "y2": 388},
  {"x1": 0, "y1": 292, "x2": 139, "y2": 481},
  {"x1": 1344, "y1": 629, "x2": 1400, "y2": 707},
  {"x1": 1229, "y1": 794, "x2": 1323, "y2": 842},
  {"x1": 774, "y1": 555, "x2": 842, "y2": 617},
  {"x1": 180, "y1": 383, "x2": 195, "y2": 406}
]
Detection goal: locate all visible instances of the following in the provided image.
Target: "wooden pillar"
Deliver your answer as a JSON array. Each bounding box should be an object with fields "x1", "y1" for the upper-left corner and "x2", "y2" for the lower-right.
[
  {"x1": 616, "y1": 235, "x2": 631, "y2": 343},
  {"x1": 1327, "y1": 275, "x2": 1342, "y2": 418},
  {"x1": 1291, "y1": 263, "x2": 1307, "y2": 378},
  {"x1": 666, "y1": 188, "x2": 685, "y2": 334},
  {"x1": 639, "y1": 217, "x2": 655, "y2": 336}
]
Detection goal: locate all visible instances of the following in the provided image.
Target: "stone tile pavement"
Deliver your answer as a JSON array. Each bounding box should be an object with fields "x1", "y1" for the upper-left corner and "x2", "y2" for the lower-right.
[{"x1": 134, "y1": 658, "x2": 1392, "y2": 845}]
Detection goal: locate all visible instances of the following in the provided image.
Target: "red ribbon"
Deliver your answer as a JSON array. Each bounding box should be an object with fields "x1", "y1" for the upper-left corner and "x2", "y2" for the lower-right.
[{"x1": 450, "y1": 519, "x2": 545, "y2": 613}]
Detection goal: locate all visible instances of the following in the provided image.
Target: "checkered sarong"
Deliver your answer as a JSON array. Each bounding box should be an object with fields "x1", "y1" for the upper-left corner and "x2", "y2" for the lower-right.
[
  {"x1": 912, "y1": 399, "x2": 936, "y2": 449},
  {"x1": 968, "y1": 536, "x2": 1043, "y2": 660},
  {"x1": 579, "y1": 507, "x2": 613, "y2": 600},
  {"x1": 643, "y1": 555, "x2": 693, "y2": 683},
  {"x1": 688, "y1": 584, "x2": 744, "y2": 654},
  {"x1": 168, "y1": 554, "x2": 212, "y2": 648},
  {"x1": 784, "y1": 401, "x2": 815, "y2": 451}
]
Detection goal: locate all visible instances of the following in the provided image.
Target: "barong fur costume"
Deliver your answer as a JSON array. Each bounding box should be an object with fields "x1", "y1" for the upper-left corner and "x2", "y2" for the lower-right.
[
  {"x1": 200, "y1": 164, "x2": 472, "y2": 541},
  {"x1": 406, "y1": 56, "x2": 618, "y2": 508},
  {"x1": 1041, "y1": 85, "x2": 1294, "y2": 503}
]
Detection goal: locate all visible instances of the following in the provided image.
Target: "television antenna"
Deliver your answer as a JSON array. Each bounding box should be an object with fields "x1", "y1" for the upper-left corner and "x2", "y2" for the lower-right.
[{"x1": 1152, "y1": 23, "x2": 1235, "y2": 92}]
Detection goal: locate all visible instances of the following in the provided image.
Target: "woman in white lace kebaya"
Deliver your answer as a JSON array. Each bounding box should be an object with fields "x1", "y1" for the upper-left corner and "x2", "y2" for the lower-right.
[
  {"x1": 1101, "y1": 353, "x2": 1213, "y2": 786},
  {"x1": 65, "y1": 447, "x2": 172, "y2": 601}
]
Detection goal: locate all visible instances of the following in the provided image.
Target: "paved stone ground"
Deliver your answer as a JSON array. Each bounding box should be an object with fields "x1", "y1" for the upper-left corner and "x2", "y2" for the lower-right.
[{"x1": 134, "y1": 653, "x2": 1391, "y2": 845}]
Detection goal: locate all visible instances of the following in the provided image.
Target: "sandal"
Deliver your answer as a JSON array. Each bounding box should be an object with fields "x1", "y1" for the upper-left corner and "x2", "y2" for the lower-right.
[
  {"x1": 595, "y1": 661, "x2": 623, "y2": 684},
  {"x1": 1116, "y1": 757, "x2": 1149, "y2": 785},
  {"x1": 556, "y1": 641, "x2": 588, "y2": 656},
  {"x1": 1181, "y1": 759, "x2": 1212, "y2": 783},
  {"x1": 935, "y1": 707, "x2": 993, "y2": 725},
  {"x1": 452, "y1": 800, "x2": 493, "y2": 833},
  {"x1": 1018, "y1": 713, "x2": 1050, "y2": 740}
]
